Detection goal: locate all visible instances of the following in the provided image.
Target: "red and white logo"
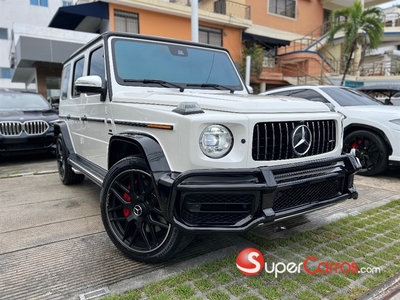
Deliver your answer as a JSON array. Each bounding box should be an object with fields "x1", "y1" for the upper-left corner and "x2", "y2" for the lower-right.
[{"x1": 236, "y1": 248, "x2": 264, "y2": 276}]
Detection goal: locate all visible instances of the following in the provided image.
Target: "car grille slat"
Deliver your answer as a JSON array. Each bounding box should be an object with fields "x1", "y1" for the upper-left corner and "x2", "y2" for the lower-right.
[
  {"x1": 252, "y1": 120, "x2": 336, "y2": 161},
  {"x1": 181, "y1": 194, "x2": 254, "y2": 226},
  {"x1": 273, "y1": 178, "x2": 342, "y2": 212},
  {"x1": 0, "y1": 121, "x2": 49, "y2": 136}
]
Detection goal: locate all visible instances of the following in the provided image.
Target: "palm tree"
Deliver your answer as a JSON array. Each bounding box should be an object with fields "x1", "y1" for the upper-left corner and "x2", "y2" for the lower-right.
[{"x1": 327, "y1": 1, "x2": 384, "y2": 86}]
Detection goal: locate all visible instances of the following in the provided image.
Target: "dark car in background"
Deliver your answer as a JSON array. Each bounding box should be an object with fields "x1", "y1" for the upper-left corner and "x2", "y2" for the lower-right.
[{"x1": 0, "y1": 89, "x2": 58, "y2": 156}]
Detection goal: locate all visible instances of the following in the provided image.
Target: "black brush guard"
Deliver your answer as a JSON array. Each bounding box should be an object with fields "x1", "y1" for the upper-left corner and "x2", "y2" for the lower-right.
[{"x1": 158, "y1": 153, "x2": 361, "y2": 232}]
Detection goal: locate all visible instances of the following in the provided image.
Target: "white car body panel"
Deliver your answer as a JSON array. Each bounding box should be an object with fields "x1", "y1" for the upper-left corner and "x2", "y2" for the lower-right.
[{"x1": 261, "y1": 85, "x2": 400, "y2": 165}]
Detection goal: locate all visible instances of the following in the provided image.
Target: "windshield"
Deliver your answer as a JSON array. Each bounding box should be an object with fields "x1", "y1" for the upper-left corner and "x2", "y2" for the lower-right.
[
  {"x1": 0, "y1": 92, "x2": 51, "y2": 111},
  {"x1": 111, "y1": 38, "x2": 243, "y2": 91},
  {"x1": 320, "y1": 87, "x2": 383, "y2": 106}
]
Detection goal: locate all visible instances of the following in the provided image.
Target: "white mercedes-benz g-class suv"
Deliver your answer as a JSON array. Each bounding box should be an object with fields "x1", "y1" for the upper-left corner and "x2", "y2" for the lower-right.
[{"x1": 56, "y1": 32, "x2": 360, "y2": 263}]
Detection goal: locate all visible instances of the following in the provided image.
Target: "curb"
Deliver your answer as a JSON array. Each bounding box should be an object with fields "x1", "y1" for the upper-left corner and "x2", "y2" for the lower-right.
[
  {"x1": 0, "y1": 170, "x2": 58, "y2": 179},
  {"x1": 359, "y1": 273, "x2": 400, "y2": 300}
]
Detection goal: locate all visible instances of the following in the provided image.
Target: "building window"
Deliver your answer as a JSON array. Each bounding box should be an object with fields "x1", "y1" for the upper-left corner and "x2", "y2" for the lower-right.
[
  {"x1": 0, "y1": 68, "x2": 13, "y2": 79},
  {"x1": 199, "y1": 26, "x2": 222, "y2": 47},
  {"x1": 0, "y1": 28, "x2": 8, "y2": 40},
  {"x1": 269, "y1": 0, "x2": 296, "y2": 19},
  {"x1": 30, "y1": 0, "x2": 48, "y2": 7},
  {"x1": 114, "y1": 9, "x2": 139, "y2": 33},
  {"x1": 62, "y1": 1, "x2": 72, "y2": 6}
]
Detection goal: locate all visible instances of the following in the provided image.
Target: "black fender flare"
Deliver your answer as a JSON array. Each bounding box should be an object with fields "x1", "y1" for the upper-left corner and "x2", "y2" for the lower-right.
[
  {"x1": 54, "y1": 121, "x2": 75, "y2": 155},
  {"x1": 108, "y1": 134, "x2": 172, "y2": 219},
  {"x1": 108, "y1": 134, "x2": 171, "y2": 181}
]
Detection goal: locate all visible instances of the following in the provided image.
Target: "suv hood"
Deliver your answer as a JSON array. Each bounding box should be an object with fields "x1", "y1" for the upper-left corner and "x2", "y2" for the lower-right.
[
  {"x1": 0, "y1": 110, "x2": 58, "y2": 121},
  {"x1": 113, "y1": 91, "x2": 331, "y2": 113}
]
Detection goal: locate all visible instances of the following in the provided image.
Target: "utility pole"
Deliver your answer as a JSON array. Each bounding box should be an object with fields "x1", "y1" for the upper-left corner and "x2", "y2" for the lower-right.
[{"x1": 191, "y1": 0, "x2": 199, "y2": 42}]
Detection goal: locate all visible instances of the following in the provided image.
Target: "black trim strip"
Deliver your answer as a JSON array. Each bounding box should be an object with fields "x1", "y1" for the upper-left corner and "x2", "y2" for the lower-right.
[{"x1": 86, "y1": 117, "x2": 106, "y2": 123}]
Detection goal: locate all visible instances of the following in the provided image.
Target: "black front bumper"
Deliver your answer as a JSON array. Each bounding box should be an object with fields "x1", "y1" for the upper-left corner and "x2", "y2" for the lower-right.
[
  {"x1": 0, "y1": 132, "x2": 55, "y2": 154},
  {"x1": 158, "y1": 154, "x2": 361, "y2": 232}
]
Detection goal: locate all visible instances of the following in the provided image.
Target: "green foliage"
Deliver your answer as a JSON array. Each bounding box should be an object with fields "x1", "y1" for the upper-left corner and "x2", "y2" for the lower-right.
[
  {"x1": 326, "y1": 0, "x2": 384, "y2": 85},
  {"x1": 240, "y1": 42, "x2": 264, "y2": 78}
]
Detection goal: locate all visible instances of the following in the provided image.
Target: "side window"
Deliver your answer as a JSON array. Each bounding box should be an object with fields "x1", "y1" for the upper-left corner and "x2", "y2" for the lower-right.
[
  {"x1": 60, "y1": 64, "x2": 71, "y2": 100},
  {"x1": 89, "y1": 47, "x2": 105, "y2": 84},
  {"x1": 289, "y1": 89, "x2": 328, "y2": 103},
  {"x1": 72, "y1": 57, "x2": 85, "y2": 97},
  {"x1": 268, "y1": 90, "x2": 291, "y2": 96}
]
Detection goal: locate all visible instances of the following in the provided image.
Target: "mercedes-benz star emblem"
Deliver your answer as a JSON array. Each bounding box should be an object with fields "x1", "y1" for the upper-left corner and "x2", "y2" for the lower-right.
[
  {"x1": 133, "y1": 205, "x2": 143, "y2": 216},
  {"x1": 292, "y1": 125, "x2": 312, "y2": 156}
]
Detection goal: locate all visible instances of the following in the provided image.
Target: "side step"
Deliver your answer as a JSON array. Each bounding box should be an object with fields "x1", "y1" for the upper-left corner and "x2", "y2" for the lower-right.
[{"x1": 68, "y1": 154, "x2": 107, "y2": 187}]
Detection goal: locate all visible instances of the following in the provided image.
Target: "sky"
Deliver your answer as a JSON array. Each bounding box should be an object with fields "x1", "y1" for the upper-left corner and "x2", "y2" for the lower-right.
[{"x1": 377, "y1": 1, "x2": 400, "y2": 8}]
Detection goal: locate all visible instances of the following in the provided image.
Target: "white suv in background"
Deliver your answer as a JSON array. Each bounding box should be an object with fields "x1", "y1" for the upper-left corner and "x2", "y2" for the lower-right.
[
  {"x1": 261, "y1": 85, "x2": 400, "y2": 176},
  {"x1": 55, "y1": 32, "x2": 360, "y2": 263}
]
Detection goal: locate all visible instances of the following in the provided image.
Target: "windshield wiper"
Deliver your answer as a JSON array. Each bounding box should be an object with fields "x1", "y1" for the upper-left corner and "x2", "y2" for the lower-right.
[
  {"x1": 123, "y1": 79, "x2": 184, "y2": 92},
  {"x1": 186, "y1": 83, "x2": 235, "y2": 94}
]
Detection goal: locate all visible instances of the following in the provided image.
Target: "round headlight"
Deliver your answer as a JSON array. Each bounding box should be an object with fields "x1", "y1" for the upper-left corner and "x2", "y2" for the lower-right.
[{"x1": 199, "y1": 125, "x2": 233, "y2": 158}]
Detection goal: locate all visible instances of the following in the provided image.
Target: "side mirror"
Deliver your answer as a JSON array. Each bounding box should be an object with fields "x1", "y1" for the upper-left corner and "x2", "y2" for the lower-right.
[{"x1": 75, "y1": 75, "x2": 107, "y2": 101}]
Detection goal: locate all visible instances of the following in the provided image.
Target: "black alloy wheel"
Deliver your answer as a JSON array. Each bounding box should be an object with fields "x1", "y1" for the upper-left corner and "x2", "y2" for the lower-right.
[
  {"x1": 100, "y1": 156, "x2": 192, "y2": 263},
  {"x1": 56, "y1": 134, "x2": 85, "y2": 184},
  {"x1": 343, "y1": 130, "x2": 388, "y2": 176}
]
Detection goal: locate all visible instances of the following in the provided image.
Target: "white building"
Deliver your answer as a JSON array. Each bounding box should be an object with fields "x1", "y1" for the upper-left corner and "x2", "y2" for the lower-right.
[{"x1": 0, "y1": 0, "x2": 75, "y2": 91}]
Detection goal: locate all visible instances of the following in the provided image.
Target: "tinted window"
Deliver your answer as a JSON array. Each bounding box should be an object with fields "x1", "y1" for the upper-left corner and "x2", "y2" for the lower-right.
[
  {"x1": 112, "y1": 39, "x2": 242, "y2": 91},
  {"x1": 320, "y1": 87, "x2": 383, "y2": 106},
  {"x1": 89, "y1": 47, "x2": 105, "y2": 84},
  {"x1": 72, "y1": 57, "x2": 85, "y2": 97},
  {"x1": 0, "y1": 92, "x2": 50, "y2": 111},
  {"x1": 60, "y1": 64, "x2": 71, "y2": 100},
  {"x1": 289, "y1": 89, "x2": 328, "y2": 103},
  {"x1": 0, "y1": 28, "x2": 8, "y2": 40},
  {"x1": 393, "y1": 92, "x2": 400, "y2": 98},
  {"x1": 267, "y1": 90, "x2": 291, "y2": 96}
]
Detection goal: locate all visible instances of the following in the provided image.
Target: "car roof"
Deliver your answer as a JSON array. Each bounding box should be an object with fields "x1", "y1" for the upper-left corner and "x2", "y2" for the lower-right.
[
  {"x1": 64, "y1": 31, "x2": 230, "y2": 65},
  {"x1": 263, "y1": 85, "x2": 342, "y2": 93}
]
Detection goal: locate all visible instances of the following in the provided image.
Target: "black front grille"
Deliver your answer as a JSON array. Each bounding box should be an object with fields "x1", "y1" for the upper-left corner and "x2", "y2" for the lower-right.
[
  {"x1": 181, "y1": 194, "x2": 254, "y2": 226},
  {"x1": 272, "y1": 178, "x2": 342, "y2": 212},
  {"x1": 252, "y1": 120, "x2": 336, "y2": 161}
]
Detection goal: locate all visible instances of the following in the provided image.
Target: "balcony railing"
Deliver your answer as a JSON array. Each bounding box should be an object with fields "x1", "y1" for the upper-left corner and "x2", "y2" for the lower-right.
[{"x1": 167, "y1": 0, "x2": 251, "y2": 20}]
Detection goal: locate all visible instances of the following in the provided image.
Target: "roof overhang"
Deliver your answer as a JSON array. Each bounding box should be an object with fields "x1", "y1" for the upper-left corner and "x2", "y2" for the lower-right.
[
  {"x1": 243, "y1": 24, "x2": 303, "y2": 48},
  {"x1": 321, "y1": 0, "x2": 393, "y2": 10},
  {"x1": 49, "y1": 1, "x2": 109, "y2": 30}
]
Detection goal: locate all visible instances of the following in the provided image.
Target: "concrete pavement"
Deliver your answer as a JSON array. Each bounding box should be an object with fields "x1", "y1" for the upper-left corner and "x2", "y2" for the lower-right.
[{"x1": 0, "y1": 154, "x2": 399, "y2": 299}]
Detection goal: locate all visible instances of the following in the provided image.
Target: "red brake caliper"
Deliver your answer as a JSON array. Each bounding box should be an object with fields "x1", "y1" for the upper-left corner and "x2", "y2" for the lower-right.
[
  {"x1": 123, "y1": 185, "x2": 131, "y2": 217},
  {"x1": 122, "y1": 179, "x2": 139, "y2": 217},
  {"x1": 351, "y1": 139, "x2": 362, "y2": 149}
]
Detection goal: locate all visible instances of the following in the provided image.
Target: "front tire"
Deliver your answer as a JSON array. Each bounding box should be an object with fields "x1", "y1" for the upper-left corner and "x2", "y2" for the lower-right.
[
  {"x1": 343, "y1": 130, "x2": 388, "y2": 176},
  {"x1": 56, "y1": 134, "x2": 85, "y2": 185},
  {"x1": 100, "y1": 156, "x2": 192, "y2": 263}
]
